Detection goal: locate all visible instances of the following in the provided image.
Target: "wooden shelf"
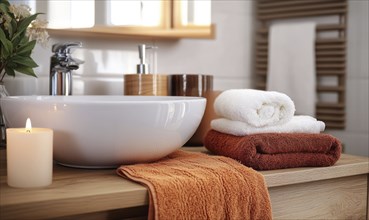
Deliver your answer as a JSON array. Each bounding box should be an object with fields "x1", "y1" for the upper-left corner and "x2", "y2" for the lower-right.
[{"x1": 47, "y1": 25, "x2": 216, "y2": 40}]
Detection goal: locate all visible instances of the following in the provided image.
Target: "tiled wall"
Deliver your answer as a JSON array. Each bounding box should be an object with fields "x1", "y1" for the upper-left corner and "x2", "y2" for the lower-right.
[{"x1": 4, "y1": 1, "x2": 368, "y2": 156}]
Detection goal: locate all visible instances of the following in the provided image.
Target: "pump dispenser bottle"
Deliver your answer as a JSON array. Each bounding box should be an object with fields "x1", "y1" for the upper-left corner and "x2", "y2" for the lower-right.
[
  {"x1": 124, "y1": 44, "x2": 168, "y2": 96},
  {"x1": 136, "y1": 44, "x2": 149, "y2": 74}
]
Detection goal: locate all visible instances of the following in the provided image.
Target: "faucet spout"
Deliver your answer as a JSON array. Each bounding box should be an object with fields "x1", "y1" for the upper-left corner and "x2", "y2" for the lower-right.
[{"x1": 49, "y1": 42, "x2": 83, "y2": 96}]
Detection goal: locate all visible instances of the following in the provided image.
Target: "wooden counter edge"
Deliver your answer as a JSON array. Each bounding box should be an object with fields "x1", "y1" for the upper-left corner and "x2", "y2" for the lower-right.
[{"x1": 1, "y1": 148, "x2": 368, "y2": 219}]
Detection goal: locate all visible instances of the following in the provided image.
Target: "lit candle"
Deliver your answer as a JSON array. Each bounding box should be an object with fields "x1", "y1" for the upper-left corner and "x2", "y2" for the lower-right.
[{"x1": 6, "y1": 118, "x2": 53, "y2": 188}]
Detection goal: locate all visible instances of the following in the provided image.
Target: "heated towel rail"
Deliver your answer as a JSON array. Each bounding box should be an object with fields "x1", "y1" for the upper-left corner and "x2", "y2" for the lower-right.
[{"x1": 255, "y1": 0, "x2": 347, "y2": 129}]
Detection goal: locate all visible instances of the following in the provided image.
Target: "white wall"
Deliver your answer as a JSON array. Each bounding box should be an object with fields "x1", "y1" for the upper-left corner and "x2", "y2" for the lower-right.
[
  {"x1": 3, "y1": 0, "x2": 368, "y2": 156},
  {"x1": 156, "y1": 1, "x2": 255, "y2": 90},
  {"x1": 327, "y1": 0, "x2": 369, "y2": 157},
  {"x1": 4, "y1": 0, "x2": 255, "y2": 95}
]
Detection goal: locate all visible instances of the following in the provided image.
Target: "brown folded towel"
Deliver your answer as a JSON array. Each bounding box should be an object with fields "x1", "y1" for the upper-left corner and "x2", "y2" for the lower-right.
[
  {"x1": 204, "y1": 130, "x2": 341, "y2": 170},
  {"x1": 117, "y1": 150, "x2": 272, "y2": 220}
]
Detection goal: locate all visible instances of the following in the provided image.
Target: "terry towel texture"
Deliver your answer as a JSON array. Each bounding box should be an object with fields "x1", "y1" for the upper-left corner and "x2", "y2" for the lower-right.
[
  {"x1": 214, "y1": 89, "x2": 295, "y2": 127},
  {"x1": 117, "y1": 150, "x2": 272, "y2": 220},
  {"x1": 204, "y1": 130, "x2": 341, "y2": 170},
  {"x1": 267, "y1": 21, "x2": 316, "y2": 116},
  {"x1": 211, "y1": 115, "x2": 325, "y2": 136}
]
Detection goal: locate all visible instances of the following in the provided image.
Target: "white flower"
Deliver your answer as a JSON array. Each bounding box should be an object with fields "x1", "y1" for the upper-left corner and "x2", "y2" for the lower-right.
[
  {"x1": 9, "y1": 4, "x2": 31, "y2": 20},
  {"x1": 31, "y1": 18, "x2": 48, "y2": 28},
  {"x1": 27, "y1": 18, "x2": 49, "y2": 47}
]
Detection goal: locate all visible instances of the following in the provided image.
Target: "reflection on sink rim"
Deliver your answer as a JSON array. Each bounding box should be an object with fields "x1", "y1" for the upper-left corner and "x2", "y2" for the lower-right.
[{"x1": 2, "y1": 95, "x2": 206, "y2": 104}]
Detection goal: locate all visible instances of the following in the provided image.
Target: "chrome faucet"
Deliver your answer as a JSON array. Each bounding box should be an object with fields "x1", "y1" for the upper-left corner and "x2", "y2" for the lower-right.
[{"x1": 49, "y1": 42, "x2": 83, "y2": 96}]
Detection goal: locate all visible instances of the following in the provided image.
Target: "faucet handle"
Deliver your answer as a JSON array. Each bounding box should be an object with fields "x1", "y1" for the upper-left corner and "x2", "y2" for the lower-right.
[{"x1": 52, "y1": 42, "x2": 82, "y2": 55}]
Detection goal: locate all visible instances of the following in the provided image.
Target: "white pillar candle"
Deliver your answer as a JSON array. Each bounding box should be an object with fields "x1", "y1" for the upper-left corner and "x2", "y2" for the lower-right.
[{"x1": 6, "y1": 118, "x2": 53, "y2": 188}]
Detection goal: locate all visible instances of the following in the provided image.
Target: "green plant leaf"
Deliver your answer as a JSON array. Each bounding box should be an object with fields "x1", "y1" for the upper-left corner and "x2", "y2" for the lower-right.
[
  {"x1": 6, "y1": 60, "x2": 17, "y2": 69},
  {"x1": 4, "y1": 66, "x2": 15, "y2": 77},
  {"x1": 0, "y1": 3, "x2": 9, "y2": 13},
  {"x1": 12, "y1": 13, "x2": 40, "y2": 40},
  {"x1": 0, "y1": 26, "x2": 6, "y2": 42},
  {"x1": 20, "y1": 35, "x2": 29, "y2": 44},
  {"x1": 0, "y1": 0, "x2": 10, "y2": 7},
  {"x1": 1, "y1": 47, "x2": 8, "y2": 60},
  {"x1": 0, "y1": 28, "x2": 13, "y2": 58},
  {"x1": 14, "y1": 66, "x2": 37, "y2": 78},
  {"x1": 16, "y1": 40, "x2": 36, "y2": 55},
  {"x1": 12, "y1": 56, "x2": 38, "y2": 68},
  {"x1": 12, "y1": 35, "x2": 22, "y2": 49},
  {"x1": 8, "y1": 18, "x2": 17, "y2": 39}
]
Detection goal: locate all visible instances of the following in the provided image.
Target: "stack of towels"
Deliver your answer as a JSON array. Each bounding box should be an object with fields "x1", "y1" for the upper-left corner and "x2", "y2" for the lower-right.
[{"x1": 204, "y1": 89, "x2": 342, "y2": 170}]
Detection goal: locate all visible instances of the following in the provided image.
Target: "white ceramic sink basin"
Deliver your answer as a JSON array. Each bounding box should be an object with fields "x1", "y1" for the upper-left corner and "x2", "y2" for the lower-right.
[{"x1": 1, "y1": 96, "x2": 206, "y2": 168}]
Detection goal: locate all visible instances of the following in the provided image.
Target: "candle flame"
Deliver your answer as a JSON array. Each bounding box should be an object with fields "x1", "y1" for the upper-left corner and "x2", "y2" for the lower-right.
[{"x1": 25, "y1": 118, "x2": 32, "y2": 133}]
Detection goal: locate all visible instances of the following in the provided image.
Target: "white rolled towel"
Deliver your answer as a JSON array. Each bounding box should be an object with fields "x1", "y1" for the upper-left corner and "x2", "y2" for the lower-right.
[
  {"x1": 211, "y1": 115, "x2": 325, "y2": 136},
  {"x1": 214, "y1": 89, "x2": 295, "y2": 127}
]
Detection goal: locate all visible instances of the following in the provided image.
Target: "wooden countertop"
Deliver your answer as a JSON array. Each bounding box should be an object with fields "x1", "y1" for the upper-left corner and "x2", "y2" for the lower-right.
[{"x1": 1, "y1": 147, "x2": 368, "y2": 219}]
